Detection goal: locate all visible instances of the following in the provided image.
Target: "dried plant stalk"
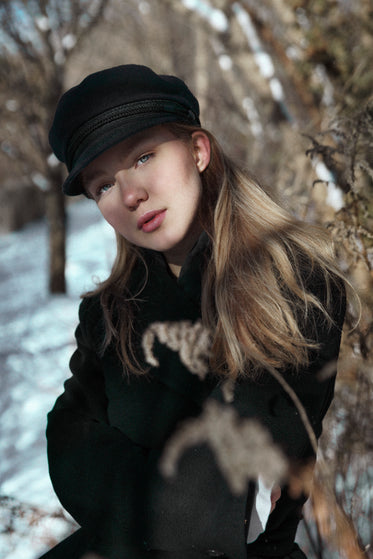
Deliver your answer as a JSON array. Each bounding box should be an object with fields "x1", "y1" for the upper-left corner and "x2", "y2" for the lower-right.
[
  {"x1": 142, "y1": 320, "x2": 212, "y2": 379},
  {"x1": 160, "y1": 400, "x2": 287, "y2": 496}
]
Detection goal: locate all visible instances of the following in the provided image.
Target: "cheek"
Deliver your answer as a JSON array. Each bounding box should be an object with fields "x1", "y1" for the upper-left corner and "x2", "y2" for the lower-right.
[
  {"x1": 97, "y1": 197, "x2": 122, "y2": 228},
  {"x1": 179, "y1": 154, "x2": 203, "y2": 193},
  {"x1": 97, "y1": 203, "x2": 112, "y2": 224},
  {"x1": 188, "y1": 171, "x2": 203, "y2": 207}
]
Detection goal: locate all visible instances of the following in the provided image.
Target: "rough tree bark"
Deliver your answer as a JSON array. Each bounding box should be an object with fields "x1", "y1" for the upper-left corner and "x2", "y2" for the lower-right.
[{"x1": 46, "y1": 165, "x2": 67, "y2": 293}]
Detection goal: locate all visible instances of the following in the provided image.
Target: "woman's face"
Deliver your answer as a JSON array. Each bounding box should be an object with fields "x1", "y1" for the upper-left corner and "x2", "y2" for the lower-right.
[{"x1": 82, "y1": 126, "x2": 210, "y2": 269}]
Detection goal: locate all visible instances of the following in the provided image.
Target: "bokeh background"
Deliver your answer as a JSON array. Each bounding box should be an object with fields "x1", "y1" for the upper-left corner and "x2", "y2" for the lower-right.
[{"x1": 0, "y1": 1, "x2": 372, "y2": 558}]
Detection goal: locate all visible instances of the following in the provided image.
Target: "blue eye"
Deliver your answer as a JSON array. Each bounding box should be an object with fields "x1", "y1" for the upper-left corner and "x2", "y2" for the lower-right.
[
  {"x1": 138, "y1": 153, "x2": 151, "y2": 165},
  {"x1": 96, "y1": 183, "x2": 114, "y2": 197}
]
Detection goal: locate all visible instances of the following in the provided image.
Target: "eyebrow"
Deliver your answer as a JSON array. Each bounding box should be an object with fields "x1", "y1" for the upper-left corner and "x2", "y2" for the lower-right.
[
  {"x1": 82, "y1": 133, "x2": 159, "y2": 191},
  {"x1": 82, "y1": 167, "x2": 108, "y2": 188}
]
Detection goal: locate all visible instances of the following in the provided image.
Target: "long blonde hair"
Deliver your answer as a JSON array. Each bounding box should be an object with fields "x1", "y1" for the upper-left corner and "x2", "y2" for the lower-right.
[{"x1": 85, "y1": 123, "x2": 345, "y2": 379}]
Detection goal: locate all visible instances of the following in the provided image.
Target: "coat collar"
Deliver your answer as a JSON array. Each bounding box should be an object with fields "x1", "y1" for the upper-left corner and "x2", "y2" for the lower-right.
[{"x1": 139, "y1": 231, "x2": 211, "y2": 304}]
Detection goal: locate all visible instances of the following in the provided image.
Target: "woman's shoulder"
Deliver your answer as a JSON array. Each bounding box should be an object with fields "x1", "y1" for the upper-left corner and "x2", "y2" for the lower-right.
[
  {"x1": 78, "y1": 293, "x2": 103, "y2": 320},
  {"x1": 77, "y1": 294, "x2": 106, "y2": 343},
  {"x1": 299, "y1": 255, "x2": 346, "y2": 309},
  {"x1": 298, "y1": 260, "x2": 347, "y2": 353}
]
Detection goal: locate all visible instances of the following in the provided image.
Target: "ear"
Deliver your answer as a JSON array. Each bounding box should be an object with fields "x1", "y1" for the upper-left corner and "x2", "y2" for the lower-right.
[{"x1": 191, "y1": 131, "x2": 211, "y2": 173}]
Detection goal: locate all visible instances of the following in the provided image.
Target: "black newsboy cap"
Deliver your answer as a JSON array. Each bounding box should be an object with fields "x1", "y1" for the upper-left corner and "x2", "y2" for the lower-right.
[{"x1": 49, "y1": 64, "x2": 201, "y2": 196}]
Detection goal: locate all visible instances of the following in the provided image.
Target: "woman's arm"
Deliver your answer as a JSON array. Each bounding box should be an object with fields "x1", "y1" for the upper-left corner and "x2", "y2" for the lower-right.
[
  {"x1": 46, "y1": 298, "x2": 147, "y2": 548},
  {"x1": 245, "y1": 273, "x2": 346, "y2": 556}
]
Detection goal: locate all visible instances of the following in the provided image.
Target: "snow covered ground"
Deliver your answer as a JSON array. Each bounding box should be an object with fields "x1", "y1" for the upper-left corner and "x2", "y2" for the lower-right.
[{"x1": 0, "y1": 199, "x2": 115, "y2": 558}]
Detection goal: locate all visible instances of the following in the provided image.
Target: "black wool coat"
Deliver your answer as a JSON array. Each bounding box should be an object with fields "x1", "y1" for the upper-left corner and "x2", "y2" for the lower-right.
[{"x1": 40, "y1": 234, "x2": 346, "y2": 559}]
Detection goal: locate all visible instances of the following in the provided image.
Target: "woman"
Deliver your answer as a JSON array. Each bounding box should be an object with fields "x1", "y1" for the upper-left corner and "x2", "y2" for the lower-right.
[{"x1": 42, "y1": 64, "x2": 346, "y2": 559}]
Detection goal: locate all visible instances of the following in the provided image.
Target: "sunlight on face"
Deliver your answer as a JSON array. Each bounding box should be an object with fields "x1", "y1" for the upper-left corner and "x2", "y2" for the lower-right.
[{"x1": 82, "y1": 126, "x2": 211, "y2": 270}]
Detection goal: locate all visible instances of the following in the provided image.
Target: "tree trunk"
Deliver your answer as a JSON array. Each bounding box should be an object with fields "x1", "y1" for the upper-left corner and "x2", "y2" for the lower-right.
[
  {"x1": 46, "y1": 165, "x2": 66, "y2": 293},
  {"x1": 194, "y1": 21, "x2": 209, "y2": 120}
]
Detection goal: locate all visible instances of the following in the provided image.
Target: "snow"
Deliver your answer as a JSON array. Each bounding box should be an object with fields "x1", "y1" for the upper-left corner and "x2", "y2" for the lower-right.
[
  {"x1": 218, "y1": 54, "x2": 233, "y2": 71},
  {"x1": 0, "y1": 199, "x2": 115, "y2": 558},
  {"x1": 35, "y1": 16, "x2": 50, "y2": 32},
  {"x1": 269, "y1": 78, "x2": 284, "y2": 102},
  {"x1": 181, "y1": 0, "x2": 228, "y2": 32},
  {"x1": 47, "y1": 154, "x2": 59, "y2": 169},
  {"x1": 314, "y1": 160, "x2": 344, "y2": 211},
  {"x1": 61, "y1": 34, "x2": 77, "y2": 51},
  {"x1": 242, "y1": 97, "x2": 263, "y2": 137},
  {"x1": 138, "y1": 1, "x2": 151, "y2": 15},
  {"x1": 232, "y1": 3, "x2": 286, "y2": 105},
  {"x1": 31, "y1": 173, "x2": 49, "y2": 191}
]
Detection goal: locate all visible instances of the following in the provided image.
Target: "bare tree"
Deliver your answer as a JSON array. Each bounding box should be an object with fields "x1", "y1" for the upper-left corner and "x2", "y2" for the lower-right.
[{"x1": 0, "y1": 0, "x2": 109, "y2": 293}]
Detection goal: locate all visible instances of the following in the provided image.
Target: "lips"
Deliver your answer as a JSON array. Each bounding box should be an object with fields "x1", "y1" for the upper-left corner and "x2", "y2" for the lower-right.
[{"x1": 137, "y1": 209, "x2": 167, "y2": 233}]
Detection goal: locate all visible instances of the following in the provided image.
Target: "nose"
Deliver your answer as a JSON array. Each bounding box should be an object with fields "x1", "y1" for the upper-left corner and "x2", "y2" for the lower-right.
[{"x1": 116, "y1": 171, "x2": 148, "y2": 210}]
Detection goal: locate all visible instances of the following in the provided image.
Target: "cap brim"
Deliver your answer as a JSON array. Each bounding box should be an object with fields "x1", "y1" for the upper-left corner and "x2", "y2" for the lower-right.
[{"x1": 63, "y1": 113, "x2": 193, "y2": 196}]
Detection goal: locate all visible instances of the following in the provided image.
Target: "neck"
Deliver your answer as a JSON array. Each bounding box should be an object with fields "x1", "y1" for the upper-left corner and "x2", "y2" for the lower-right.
[
  {"x1": 167, "y1": 262, "x2": 182, "y2": 278},
  {"x1": 162, "y1": 225, "x2": 204, "y2": 278}
]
